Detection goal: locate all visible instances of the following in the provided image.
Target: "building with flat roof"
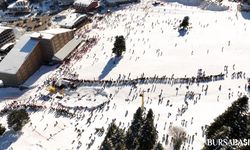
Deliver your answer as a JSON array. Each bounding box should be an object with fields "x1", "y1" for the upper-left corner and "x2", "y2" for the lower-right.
[
  {"x1": 0, "y1": 28, "x2": 74, "y2": 86},
  {"x1": 59, "y1": 13, "x2": 87, "y2": 29},
  {"x1": 31, "y1": 28, "x2": 74, "y2": 62},
  {"x1": 0, "y1": 34, "x2": 41, "y2": 85},
  {"x1": 0, "y1": 26, "x2": 15, "y2": 49},
  {"x1": 53, "y1": 37, "x2": 83, "y2": 62}
]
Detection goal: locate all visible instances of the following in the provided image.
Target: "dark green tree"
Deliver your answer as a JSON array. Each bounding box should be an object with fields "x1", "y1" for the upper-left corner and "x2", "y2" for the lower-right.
[
  {"x1": 179, "y1": 16, "x2": 189, "y2": 30},
  {"x1": 7, "y1": 109, "x2": 30, "y2": 131},
  {"x1": 0, "y1": 1, "x2": 8, "y2": 10},
  {"x1": 126, "y1": 107, "x2": 144, "y2": 150},
  {"x1": 0, "y1": 124, "x2": 6, "y2": 136},
  {"x1": 100, "y1": 122, "x2": 126, "y2": 150},
  {"x1": 154, "y1": 142, "x2": 164, "y2": 150},
  {"x1": 204, "y1": 96, "x2": 249, "y2": 150},
  {"x1": 112, "y1": 36, "x2": 126, "y2": 57},
  {"x1": 139, "y1": 109, "x2": 158, "y2": 150}
]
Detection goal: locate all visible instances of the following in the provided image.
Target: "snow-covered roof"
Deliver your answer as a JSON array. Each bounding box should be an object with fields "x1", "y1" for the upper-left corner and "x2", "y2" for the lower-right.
[
  {"x1": 0, "y1": 34, "x2": 39, "y2": 74},
  {"x1": 53, "y1": 37, "x2": 83, "y2": 61},
  {"x1": 74, "y1": 0, "x2": 95, "y2": 6},
  {"x1": 30, "y1": 28, "x2": 72, "y2": 40},
  {"x1": 40, "y1": 28, "x2": 72, "y2": 35},
  {"x1": 59, "y1": 13, "x2": 87, "y2": 28}
]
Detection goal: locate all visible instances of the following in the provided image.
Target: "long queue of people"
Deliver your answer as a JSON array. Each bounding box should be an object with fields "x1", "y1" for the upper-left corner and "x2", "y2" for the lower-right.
[{"x1": 61, "y1": 73, "x2": 225, "y2": 89}]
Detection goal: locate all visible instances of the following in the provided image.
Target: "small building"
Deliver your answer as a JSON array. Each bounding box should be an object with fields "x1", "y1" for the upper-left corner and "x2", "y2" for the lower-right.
[
  {"x1": 7, "y1": 0, "x2": 30, "y2": 14},
  {"x1": 0, "y1": 26, "x2": 15, "y2": 49},
  {"x1": 73, "y1": 0, "x2": 99, "y2": 13},
  {"x1": 0, "y1": 28, "x2": 74, "y2": 86},
  {"x1": 59, "y1": 13, "x2": 87, "y2": 29}
]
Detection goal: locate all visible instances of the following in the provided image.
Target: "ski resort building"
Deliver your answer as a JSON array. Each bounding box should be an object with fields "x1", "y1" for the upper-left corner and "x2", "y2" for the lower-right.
[{"x1": 0, "y1": 28, "x2": 74, "y2": 86}]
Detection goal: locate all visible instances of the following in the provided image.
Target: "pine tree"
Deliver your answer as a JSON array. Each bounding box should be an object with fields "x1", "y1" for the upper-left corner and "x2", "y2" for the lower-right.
[
  {"x1": 0, "y1": 124, "x2": 6, "y2": 136},
  {"x1": 112, "y1": 36, "x2": 126, "y2": 57},
  {"x1": 204, "y1": 96, "x2": 249, "y2": 150},
  {"x1": 139, "y1": 109, "x2": 158, "y2": 150},
  {"x1": 126, "y1": 107, "x2": 144, "y2": 150},
  {"x1": 236, "y1": 112, "x2": 250, "y2": 150},
  {"x1": 154, "y1": 142, "x2": 164, "y2": 150},
  {"x1": 100, "y1": 122, "x2": 126, "y2": 150},
  {"x1": 179, "y1": 16, "x2": 189, "y2": 30},
  {"x1": 113, "y1": 128, "x2": 126, "y2": 150},
  {"x1": 7, "y1": 109, "x2": 30, "y2": 131}
]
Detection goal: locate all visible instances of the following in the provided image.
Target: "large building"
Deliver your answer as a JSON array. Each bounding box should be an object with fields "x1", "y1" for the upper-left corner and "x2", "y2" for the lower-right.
[
  {"x1": 0, "y1": 26, "x2": 15, "y2": 49},
  {"x1": 0, "y1": 28, "x2": 74, "y2": 86},
  {"x1": 30, "y1": 28, "x2": 74, "y2": 62}
]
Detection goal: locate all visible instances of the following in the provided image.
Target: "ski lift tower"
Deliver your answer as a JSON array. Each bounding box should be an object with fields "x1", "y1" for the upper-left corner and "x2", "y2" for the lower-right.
[{"x1": 139, "y1": 90, "x2": 145, "y2": 108}]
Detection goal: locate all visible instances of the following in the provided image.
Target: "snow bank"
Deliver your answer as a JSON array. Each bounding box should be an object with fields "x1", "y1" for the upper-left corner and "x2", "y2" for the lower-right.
[
  {"x1": 199, "y1": 0, "x2": 229, "y2": 11},
  {"x1": 162, "y1": 0, "x2": 229, "y2": 11},
  {"x1": 163, "y1": 0, "x2": 203, "y2": 6}
]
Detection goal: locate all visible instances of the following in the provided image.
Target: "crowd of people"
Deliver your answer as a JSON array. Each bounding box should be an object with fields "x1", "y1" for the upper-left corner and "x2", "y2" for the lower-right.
[
  {"x1": 60, "y1": 72, "x2": 225, "y2": 89},
  {"x1": 1, "y1": 1, "x2": 249, "y2": 149}
]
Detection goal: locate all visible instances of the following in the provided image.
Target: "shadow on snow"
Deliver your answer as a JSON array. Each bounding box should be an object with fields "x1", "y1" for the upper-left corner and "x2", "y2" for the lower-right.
[
  {"x1": 178, "y1": 28, "x2": 188, "y2": 37},
  {"x1": 0, "y1": 130, "x2": 21, "y2": 150},
  {"x1": 240, "y1": 11, "x2": 250, "y2": 20},
  {"x1": 99, "y1": 57, "x2": 122, "y2": 80}
]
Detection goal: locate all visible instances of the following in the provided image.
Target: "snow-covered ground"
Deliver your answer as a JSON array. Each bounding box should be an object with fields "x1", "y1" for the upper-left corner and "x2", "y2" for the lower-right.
[{"x1": 0, "y1": 0, "x2": 250, "y2": 150}]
